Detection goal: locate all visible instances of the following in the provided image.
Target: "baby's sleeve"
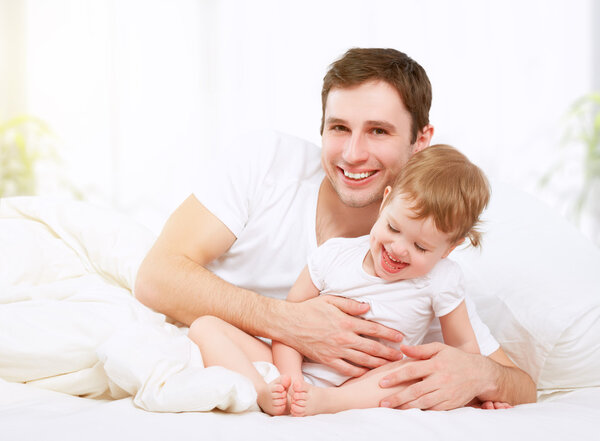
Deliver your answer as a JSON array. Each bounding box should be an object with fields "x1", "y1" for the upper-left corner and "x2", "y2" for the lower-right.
[
  {"x1": 431, "y1": 260, "x2": 467, "y2": 317},
  {"x1": 306, "y1": 239, "x2": 340, "y2": 292}
]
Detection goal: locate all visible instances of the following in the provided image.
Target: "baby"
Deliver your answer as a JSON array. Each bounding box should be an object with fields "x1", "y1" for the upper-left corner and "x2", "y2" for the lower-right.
[{"x1": 189, "y1": 144, "x2": 499, "y2": 415}]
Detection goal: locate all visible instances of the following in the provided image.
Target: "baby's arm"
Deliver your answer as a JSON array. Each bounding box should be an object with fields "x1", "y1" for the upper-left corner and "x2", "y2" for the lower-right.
[
  {"x1": 272, "y1": 266, "x2": 321, "y2": 381},
  {"x1": 438, "y1": 300, "x2": 480, "y2": 354},
  {"x1": 440, "y1": 301, "x2": 514, "y2": 410}
]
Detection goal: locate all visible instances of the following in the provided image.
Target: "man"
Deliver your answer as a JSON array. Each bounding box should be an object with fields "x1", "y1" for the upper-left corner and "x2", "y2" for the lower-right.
[{"x1": 135, "y1": 48, "x2": 536, "y2": 410}]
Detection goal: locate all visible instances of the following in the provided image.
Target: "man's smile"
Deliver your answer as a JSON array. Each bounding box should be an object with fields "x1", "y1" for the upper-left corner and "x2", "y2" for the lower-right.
[
  {"x1": 343, "y1": 169, "x2": 376, "y2": 180},
  {"x1": 339, "y1": 167, "x2": 378, "y2": 184}
]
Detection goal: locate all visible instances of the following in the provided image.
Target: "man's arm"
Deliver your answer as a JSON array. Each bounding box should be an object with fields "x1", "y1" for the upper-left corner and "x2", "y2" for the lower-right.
[
  {"x1": 135, "y1": 195, "x2": 403, "y2": 376},
  {"x1": 377, "y1": 343, "x2": 536, "y2": 410}
]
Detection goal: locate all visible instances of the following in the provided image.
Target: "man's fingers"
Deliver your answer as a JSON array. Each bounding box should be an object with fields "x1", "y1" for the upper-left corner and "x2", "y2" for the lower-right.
[
  {"x1": 329, "y1": 358, "x2": 368, "y2": 378},
  {"x1": 380, "y1": 377, "x2": 435, "y2": 409},
  {"x1": 349, "y1": 336, "x2": 404, "y2": 364},
  {"x1": 397, "y1": 390, "x2": 448, "y2": 411},
  {"x1": 325, "y1": 295, "x2": 403, "y2": 344},
  {"x1": 324, "y1": 295, "x2": 370, "y2": 316},
  {"x1": 339, "y1": 348, "x2": 393, "y2": 371},
  {"x1": 354, "y1": 317, "x2": 404, "y2": 344},
  {"x1": 380, "y1": 359, "x2": 434, "y2": 389},
  {"x1": 399, "y1": 342, "x2": 443, "y2": 360}
]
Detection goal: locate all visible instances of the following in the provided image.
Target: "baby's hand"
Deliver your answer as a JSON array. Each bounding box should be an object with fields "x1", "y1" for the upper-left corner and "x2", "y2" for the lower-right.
[{"x1": 481, "y1": 401, "x2": 512, "y2": 410}]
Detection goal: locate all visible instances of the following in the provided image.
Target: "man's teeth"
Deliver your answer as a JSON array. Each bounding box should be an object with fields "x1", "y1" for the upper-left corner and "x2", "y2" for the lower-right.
[{"x1": 344, "y1": 170, "x2": 374, "y2": 180}]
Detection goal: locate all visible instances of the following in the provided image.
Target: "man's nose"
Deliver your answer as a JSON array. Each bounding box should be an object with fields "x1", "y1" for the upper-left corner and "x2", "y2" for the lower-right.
[{"x1": 342, "y1": 132, "x2": 369, "y2": 163}]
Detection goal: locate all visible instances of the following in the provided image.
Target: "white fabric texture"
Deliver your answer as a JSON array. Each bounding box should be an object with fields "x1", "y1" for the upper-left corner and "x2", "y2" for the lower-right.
[
  {"x1": 194, "y1": 131, "x2": 323, "y2": 301},
  {"x1": 1, "y1": 378, "x2": 599, "y2": 441},
  {"x1": 450, "y1": 181, "x2": 600, "y2": 390},
  {"x1": 0, "y1": 196, "x2": 261, "y2": 413},
  {"x1": 303, "y1": 236, "x2": 468, "y2": 387},
  {"x1": 193, "y1": 131, "x2": 499, "y2": 352}
]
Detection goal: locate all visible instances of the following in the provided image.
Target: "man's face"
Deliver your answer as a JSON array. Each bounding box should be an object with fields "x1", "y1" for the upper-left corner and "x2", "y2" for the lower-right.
[{"x1": 321, "y1": 80, "x2": 429, "y2": 208}]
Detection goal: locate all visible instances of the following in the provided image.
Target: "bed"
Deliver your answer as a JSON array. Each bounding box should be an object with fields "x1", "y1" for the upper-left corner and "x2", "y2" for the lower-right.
[{"x1": 1, "y1": 179, "x2": 599, "y2": 440}]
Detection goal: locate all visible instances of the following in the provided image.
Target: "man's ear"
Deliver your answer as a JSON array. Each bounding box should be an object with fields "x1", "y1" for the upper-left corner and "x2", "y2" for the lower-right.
[
  {"x1": 412, "y1": 124, "x2": 435, "y2": 154},
  {"x1": 442, "y1": 237, "x2": 465, "y2": 258}
]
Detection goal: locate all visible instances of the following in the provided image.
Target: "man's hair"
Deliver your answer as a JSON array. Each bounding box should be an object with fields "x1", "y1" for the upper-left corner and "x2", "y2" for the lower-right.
[
  {"x1": 320, "y1": 48, "x2": 432, "y2": 144},
  {"x1": 384, "y1": 144, "x2": 490, "y2": 247}
]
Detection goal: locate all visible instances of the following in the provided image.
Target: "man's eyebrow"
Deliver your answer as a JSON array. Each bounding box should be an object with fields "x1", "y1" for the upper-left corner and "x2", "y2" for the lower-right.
[
  {"x1": 324, "y1": 117, "x2": 348, "y2": 126},
  {"x1": 365, "y1": 120, "x2": 396, "y2": 131},
  {"x1": 325, "y1": 118, "x2": 397, "y2": 132}
]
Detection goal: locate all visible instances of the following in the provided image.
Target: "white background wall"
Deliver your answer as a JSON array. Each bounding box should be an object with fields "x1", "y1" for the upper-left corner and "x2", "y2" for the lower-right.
[{"x1": 1, "y1": 0, "x2": 597, "y2": 242}]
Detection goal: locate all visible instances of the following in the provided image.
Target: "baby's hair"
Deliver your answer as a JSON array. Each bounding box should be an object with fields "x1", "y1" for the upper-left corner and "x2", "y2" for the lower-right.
[{"x1": 384, "y1": 144, "x2": 490, "y2": 247}]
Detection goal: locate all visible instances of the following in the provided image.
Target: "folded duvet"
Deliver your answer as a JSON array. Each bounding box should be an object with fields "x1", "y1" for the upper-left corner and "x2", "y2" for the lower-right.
[{"x1": 0, "y1": 196, "x2": 267, "y2": 412}]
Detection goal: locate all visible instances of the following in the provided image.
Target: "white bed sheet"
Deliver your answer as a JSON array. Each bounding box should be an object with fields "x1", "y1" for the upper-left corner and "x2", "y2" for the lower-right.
[{"x1": 1, "y1": 379, "x2": 598, "y2": 441}]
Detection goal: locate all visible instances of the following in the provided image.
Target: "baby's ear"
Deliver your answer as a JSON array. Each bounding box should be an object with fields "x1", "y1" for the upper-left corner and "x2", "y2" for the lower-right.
[
  {"x1": 442, "y1": 238, "x2": 465, "y2": 258},
  {"x1": 380, "y1": 186, "x2": 393, "y2": 213}
]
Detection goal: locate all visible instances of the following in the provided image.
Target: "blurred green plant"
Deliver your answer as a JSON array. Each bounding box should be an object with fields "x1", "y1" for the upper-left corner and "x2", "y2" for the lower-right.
[
  {"x1": 0, "y1": 115, "x2": 79, "y2": 198},
  {"x1": 540, "y1": 92, "x2": 600, "y2": 223}
]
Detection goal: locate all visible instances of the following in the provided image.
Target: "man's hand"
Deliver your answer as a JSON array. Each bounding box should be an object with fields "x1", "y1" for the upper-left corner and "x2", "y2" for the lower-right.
[
  {"x1": 378, "y1": 342, "x2": 491, "y2": 410},
  {"x1": 280, "y1": 295, "x2": 404, "y2": 377}
]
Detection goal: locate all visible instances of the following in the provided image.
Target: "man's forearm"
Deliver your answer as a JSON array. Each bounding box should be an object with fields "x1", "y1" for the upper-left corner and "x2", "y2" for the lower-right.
[
  {"x1": 135, "y1": 251, "x2": 288, "y2": 338},
  {"x1": 136, "y1": 247, "x2": 404, "y2": 374},
  {"x1": 478, "y1": 354, "x2": 537, "y2": 405}
]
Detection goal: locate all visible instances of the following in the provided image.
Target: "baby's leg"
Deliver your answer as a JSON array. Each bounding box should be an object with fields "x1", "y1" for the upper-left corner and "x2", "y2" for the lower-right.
[
  {"x1": 188, "y1": 316, "x2": 290, "y2": 415},
  {"x1": 290, "y1": 362, "x2": 416, "y2": 416}
]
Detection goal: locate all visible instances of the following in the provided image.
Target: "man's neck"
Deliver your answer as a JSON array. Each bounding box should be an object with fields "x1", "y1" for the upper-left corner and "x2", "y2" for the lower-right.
[{"x1": 315, "y1": 178, "x2": 380, "y2": 246}]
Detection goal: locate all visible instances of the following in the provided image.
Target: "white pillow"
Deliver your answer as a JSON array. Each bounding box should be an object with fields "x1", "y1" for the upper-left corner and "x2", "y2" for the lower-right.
[{"x1": 452, "y1": 180, "x2": 600, "y2": 391}]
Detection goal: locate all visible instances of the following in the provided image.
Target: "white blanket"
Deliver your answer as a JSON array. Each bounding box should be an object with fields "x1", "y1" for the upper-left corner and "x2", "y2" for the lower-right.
[{"x1": 0, "y1": 196, "x2": 274, "y2": 412}]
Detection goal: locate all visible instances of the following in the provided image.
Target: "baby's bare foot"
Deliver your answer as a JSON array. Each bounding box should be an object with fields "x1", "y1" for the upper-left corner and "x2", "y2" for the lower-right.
[
  {"x1": 257, "y1": 375, "x2": 291, "y2": 416},
  {"x1": 290, "y1": 378, "x2": 324, "y2": 417},
  {"x1": 481, "y1": 401, "x2": 513, "y2": 410}
]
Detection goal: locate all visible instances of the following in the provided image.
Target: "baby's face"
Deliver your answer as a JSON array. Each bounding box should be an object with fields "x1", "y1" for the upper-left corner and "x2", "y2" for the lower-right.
[{"x1": 364, "y1": 194, "x2": 458, "y2": 282}]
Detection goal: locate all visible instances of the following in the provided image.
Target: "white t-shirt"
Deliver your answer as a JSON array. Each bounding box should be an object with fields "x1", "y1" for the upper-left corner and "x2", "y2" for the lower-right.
[
  {"x1": 195, "y1": 131, "x2": 323, "y2": 299},
  {"x1": 302, "y1": 236, "x2": 468, "y2": 386},
  {"x1": 193, "y1": 131, "x2": 498, "y2": 352}
]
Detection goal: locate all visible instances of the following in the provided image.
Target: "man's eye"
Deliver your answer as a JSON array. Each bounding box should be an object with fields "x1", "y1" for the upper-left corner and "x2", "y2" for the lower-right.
[
  {"x1": 372, "y1": 128, "x2": 387, "y2": 135},
  {"x1": 331, "y1": 125, "x2": 348, "y2": 132}
]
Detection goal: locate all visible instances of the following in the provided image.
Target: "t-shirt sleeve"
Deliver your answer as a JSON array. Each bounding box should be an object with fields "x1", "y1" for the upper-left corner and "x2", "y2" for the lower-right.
[
  {"x1": 464, "y1": 296, "x2": 500, "y2": 355},
  {"x1": 192, "y1": 132, "x2": 274, "y2": 238},
  {"x1": 307, "y1": 239, "x2": 340, "y2": 292},
  {"x1": 431, "y1": 260, "x2": 467, "y2": 317},
  {"x1": 423, "y1": 259, "x2": 500, "y2": 356}
]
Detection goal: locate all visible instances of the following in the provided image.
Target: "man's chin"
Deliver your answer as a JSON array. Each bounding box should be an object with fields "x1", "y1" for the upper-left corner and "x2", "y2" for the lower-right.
[
  {"x1": 326, "y1": 176, "x2": 385, "y2": 208},
  {"x1": 338, "y1": 191, "x2": 383, "y2": 209}
]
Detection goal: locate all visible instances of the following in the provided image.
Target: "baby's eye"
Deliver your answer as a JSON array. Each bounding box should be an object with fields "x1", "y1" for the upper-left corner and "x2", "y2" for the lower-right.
[
  {"x1": 387, "y1": 224, "x2": 399, "y2": 233},
  {"x1": 415, "y1": 243, "x2": 428, "y2": 253}
]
